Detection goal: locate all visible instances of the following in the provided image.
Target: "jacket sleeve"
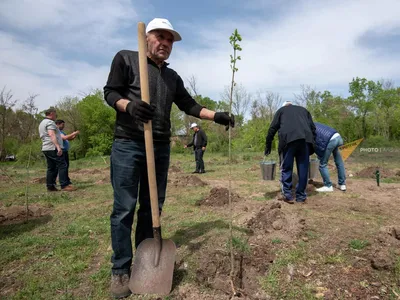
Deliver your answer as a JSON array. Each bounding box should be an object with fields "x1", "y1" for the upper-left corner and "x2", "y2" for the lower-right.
[
  {"x1": 265, "y1": 110, "x2": 281, "y2": 147},
  {"x1": 186, "y1": 134, "x2": 194, "y2": 147},
  {"x1": 174, "y1": 76, "x2": 204, "y2": 118},
  {"x1": 308, "y1": 112, "x2": 316, "y2": 143},
  {"x1": 201, "y1": 130, "x2": 207, "y2": 147},
  {"x1": 104, "y1": 52, "x2": 129, "y2": 109}
]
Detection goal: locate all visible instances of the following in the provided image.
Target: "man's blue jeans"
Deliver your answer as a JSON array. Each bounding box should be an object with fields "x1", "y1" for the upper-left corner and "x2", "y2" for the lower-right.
[
  {"x1": 281, "y1": 139, "x2": 309, "y2": 202},
  {"x1": 318, "y1": 136, "x2": 346, "y2": 187},
  {"x1": 43, "y1": 150, "x2": 69, "y2": 189},
  {"x1": 110, "y1": 139, "x2": 170, "y2": 275}
]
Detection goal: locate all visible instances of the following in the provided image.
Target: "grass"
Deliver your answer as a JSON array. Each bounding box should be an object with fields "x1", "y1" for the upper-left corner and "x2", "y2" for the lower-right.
[
  {"x1": 260, "y1": 242, "x2": 309, "y2": 298},
  {"x1": 349, "y1": 239, "x2": 370, "y2": 250},
  {"x1": 324, "y1": 251, "x2": 346, "y2": 264},
  {"x1": 228, "y1": 235, "x2": 250, "y2": 254},
  {"x1": 271, "y1": 238, "x2": 282, "y2": 244},
  {"x1": 394, "y1": 256, "x2": 400, "y2": 283},
  {"x1": 1, "y1": 152, "x2": 400, "y2": 299}
]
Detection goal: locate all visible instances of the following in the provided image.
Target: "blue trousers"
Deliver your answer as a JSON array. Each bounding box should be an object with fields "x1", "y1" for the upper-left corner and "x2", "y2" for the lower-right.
[
  {"x1": 110, "y1": 139, "x2": 170, "y2": 275},
  {"x1": 43, "y1": 150, "x2": 69, "y2": 189},
  {"x1": 317, "y1": 136, "x2": 346, "y2": 187},
  {"x1": 280, "y1": 139, "x2": 309, "y2": 202}
]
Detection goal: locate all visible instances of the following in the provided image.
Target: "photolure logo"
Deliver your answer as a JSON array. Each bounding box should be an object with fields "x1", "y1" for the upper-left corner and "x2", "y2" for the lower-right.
[
  {"x1": 339, "y1": 138, "x2": 364, "y2": 161},
  {"x1": 359, "y1": 147, "x2": 400, "y2": 153}
]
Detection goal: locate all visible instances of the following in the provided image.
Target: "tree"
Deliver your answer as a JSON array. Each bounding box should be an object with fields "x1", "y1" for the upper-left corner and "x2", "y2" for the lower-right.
[
  {"x1": 186, "y1": 75, "x2": 199, "y2": 97},
  {"x1": 56, "y1": 96, "x2": 81, "y2": 131},
  {"x1": 252, "y1": 90, "x2": 282, "y2": 122},
  {"x1": 18, "y1": 94, "x2": 39, "y2": 143},
  {"x1": 373, "y1": 82, "x2": 400, "y2": 139},
  {"x1": 0, "y1": 87, "x2": 18, "y2": 160},
  {"x1": 294, "y1": 85, "x2": 319, "y2": 108},
  {"x1": 348, "y1": 77, "x2": 382, "y2": 138},
  {"x1": 221, "y1": 83, "x2": 251, "y2": 126},
  {"x1": 75, "y1": 89, "x2": 115, "y2": 156}
]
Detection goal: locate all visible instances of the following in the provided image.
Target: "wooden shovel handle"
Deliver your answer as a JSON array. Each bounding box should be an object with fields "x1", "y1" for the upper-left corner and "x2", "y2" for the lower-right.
[{"x1": 137, "y1": 22, "x2": 160, "y2": 228}]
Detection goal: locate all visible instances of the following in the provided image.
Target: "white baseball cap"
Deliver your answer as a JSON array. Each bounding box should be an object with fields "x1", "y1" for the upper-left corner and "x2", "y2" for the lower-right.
[
  {"x1": 190, "y1": 123, "x2": 198, "y2": 129},
  {"x1": 146, "y1": 18, "x2": 182, "y2": 42}
]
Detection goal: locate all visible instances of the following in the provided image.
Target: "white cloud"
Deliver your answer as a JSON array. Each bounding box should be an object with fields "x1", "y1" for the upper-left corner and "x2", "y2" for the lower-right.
[
  {"x1": 1, "y1": 0, "x2": 400, "y2": 112},
  {"x1": 170, "y1": 0, "x2": 400, "y2": 100},
  {"x1": 0, "y1": 0, "x2": 137, "y2": 110},
  {"x1": 0, "y1": 0, "x2": 137, "y2": 53},
  {"x1": 0, "y1": 31, "x2": 110, "y2": 110}
]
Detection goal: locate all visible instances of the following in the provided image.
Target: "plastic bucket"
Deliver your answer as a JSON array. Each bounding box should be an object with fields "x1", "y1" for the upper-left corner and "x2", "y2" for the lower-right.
[
  {"x1": 309, "y1": 158, "x2": 320, "y2": 179},
  {"x1": 260, "y1": 161, "x2": 276, "y2": 180}
]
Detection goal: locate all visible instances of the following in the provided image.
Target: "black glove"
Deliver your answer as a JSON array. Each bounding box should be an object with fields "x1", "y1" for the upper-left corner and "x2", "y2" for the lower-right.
[
  {"x1": 214, "y1": 112, "x2": 235, "y2": 130},
  {"x1": 264, "y1": 145, "x2": 271, "y2": 156},
  {"x1": 126, "y1": 99, "x2": 155, "y2": 123}
]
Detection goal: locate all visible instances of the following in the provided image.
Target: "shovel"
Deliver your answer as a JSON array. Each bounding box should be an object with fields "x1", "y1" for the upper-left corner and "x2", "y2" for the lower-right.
[{"x1": 129, "y1": 22, "x2": 176, "y2": 296}]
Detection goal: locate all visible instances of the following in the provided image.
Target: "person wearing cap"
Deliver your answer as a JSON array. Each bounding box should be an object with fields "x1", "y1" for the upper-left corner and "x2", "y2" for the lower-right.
[
  {"x1": 314, "y1": 122, "x2": 346, "y2": 192},
  {"x1": 103, "y1": 17, "x2": 235, "y2": 298},
  {"x1": 38, "y1": 108, "x2": 77, "y2": 192},
  {"x1": 184, "y1": 123, "x2": 208, "y2": 173},
  {"x1": 265, "y1": 101, "x2": 316, "y2": 204}
]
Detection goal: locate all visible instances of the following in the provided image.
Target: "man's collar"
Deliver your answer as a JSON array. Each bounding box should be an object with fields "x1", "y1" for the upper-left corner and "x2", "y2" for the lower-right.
[{"x1": 147, "y1": 56, "x2": 169, "y2": 68}]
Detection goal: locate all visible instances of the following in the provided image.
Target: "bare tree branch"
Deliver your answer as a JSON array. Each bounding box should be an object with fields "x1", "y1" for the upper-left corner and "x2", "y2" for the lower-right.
[
  {"x1": 0, "y1": 86, "x2": 18, "y2": 160},
  {"x1": 252, "y1": 89, "x2": 282, "y2": 122},
  {"x1": 186, "y1": 75, "x2": 199, "y2": 97}
]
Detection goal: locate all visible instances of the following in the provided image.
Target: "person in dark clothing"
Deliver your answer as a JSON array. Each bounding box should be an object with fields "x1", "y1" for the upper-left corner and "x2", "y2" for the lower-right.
[
  {"x1": 55, "y1": 120, "x2": 80, "y2": 185},
  {"x1": 314, "y1": 122, "x2": 346, "y2": 192},
  {"x1": 103, "y1": 18, "x2": 235, "y2": 299},
  {"x1": 184, "y1": 123, "x2": 207, "y2": 173},
  {"x1": 265, "y1": 101, "x2": 316, "y2": 203}
]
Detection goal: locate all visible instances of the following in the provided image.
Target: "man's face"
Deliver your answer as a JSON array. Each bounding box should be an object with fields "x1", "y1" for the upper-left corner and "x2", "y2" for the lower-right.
[
  {"x1": 57, "y1": 122, "x2": 65, "y2": 130},
  {"x1": 147, "y1": 30, "x2": 174, "y2": 62},
  {"x1": 192, "y1": 127, "x2": 199, "y2": 132},
  {"x1": 49, "y1": 111, "x2": 57, "y2": 120}
]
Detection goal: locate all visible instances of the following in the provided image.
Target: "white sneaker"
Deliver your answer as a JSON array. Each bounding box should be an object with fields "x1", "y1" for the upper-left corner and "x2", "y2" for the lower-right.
[
  {"x1": 316, "y1": 186, "x2": 334, "y2": 192},
  {"x1": 339, "y1": 185, "x2": 346, "y2": 191}
]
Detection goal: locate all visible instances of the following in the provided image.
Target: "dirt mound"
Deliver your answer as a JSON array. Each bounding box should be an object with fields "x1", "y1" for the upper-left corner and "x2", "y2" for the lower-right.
[
  {"x1": 247, "y1": 201, "x2": 305, "y2": 242},
  {"x1": 0, "y1": 175, "x2": 10, "y2": 182},
  {"x1": 0, "y1": 204, "x2": 50, "y2": 225},
  {"x1": 32, "y1": 177, "x2": 46, "y2": 184},
  {"x1": 195, "y1": 249, "x2": 271, "y2": 298},
  {"x1": 169, "y1": 165, "x2": 182, "y2": 173},
  {"x1": 168, "y1": 175, "x2": 207, "y2": 187},
  {"x1": 368, "y1": 226, "x2": 400, "y2": 271},
  {"x1": 356, "y1": 166, "x2": 394, "y2": 178},
  {"x1": 197, "y1": 187, "x2": 241, "y2": 207},
  {"x1": 246, "y1": 164, "x2": 259, "y2": 172},
  {"x1": 71, "y1": 168, "x2": 105, "y2": 175},
  {"x1": 95, "y1": 177, "x2": 109, "y2": 184}
]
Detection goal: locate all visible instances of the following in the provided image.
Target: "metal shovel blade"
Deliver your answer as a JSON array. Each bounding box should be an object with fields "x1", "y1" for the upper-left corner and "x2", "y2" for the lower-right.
[{"x1": 129, "y1": 238, "x2": 176, "y2": 295}]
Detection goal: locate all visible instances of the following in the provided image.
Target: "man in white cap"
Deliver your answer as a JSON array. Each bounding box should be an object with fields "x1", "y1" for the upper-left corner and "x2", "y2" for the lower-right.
[
  {"x1": 184, "y1": 123, "x2": 208, "y2": 173},
  {"x1": 104, "y1": 18, "x2": 235, "y2": 298}
]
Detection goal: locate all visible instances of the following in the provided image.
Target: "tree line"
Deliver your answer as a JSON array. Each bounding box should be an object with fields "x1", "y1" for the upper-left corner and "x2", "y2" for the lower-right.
[{"x1": 1, "y1": 77, "x2": 400, "y2": 163}]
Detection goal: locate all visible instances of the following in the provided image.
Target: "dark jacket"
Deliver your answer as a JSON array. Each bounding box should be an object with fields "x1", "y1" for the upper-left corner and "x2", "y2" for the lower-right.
[
  {"x1": 266, "y1": 104, "x2": 316, "y2": 154},
  {"x1": 104, "y1": 50, "x2": 203, "y2": 142},
  {"x1": 314, "y1": 122, "x2": 338, "y2": 157},
  {"x1": 187, "y1": 129, "x2": 207, "y2": 149}
]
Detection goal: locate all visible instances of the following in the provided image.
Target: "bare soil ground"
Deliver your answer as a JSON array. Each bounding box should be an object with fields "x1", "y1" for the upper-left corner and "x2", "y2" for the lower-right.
[
  {"x1": 0, "y1": 204, "x2": 51, "y2": 225},
  {"x1": 164, "y1": 162, "x2": 400, "y2": 299},
  {"x1": 1, "y1": 155, "x2": 400, "y2": 299}
]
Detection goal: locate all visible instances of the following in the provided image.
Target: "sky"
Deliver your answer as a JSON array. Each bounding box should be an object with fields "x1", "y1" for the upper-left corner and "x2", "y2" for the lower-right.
[{"x1": 1, "y1": 0, "x2": 400, "y2": 111}]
